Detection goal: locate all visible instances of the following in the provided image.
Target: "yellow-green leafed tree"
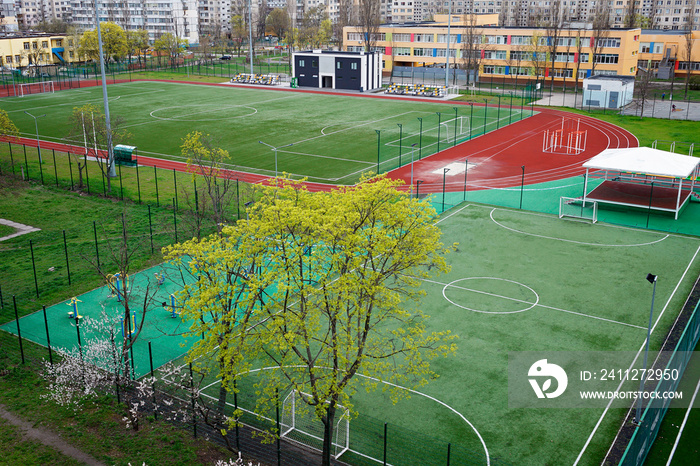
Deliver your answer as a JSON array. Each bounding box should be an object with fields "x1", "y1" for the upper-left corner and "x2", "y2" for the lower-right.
[
  {"x1": 164, "y1": 175, "x2": 457, "y2": 466},
  {"x1": 0, "y1": 110, "x2": 19, "y2": 140},
  {"x1": 79, "y1": 22, "x2": 128, "y2": 66},
  {"x1": 153, "y1": 32, "x2": 188, "y2": 68},
  {"x1": 181, "y1": 131, "x2": 238, "y2": 236}
]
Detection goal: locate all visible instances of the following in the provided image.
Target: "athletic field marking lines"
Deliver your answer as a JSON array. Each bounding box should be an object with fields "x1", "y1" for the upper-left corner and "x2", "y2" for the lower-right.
[
  {"x1": 665, "y1": 373, "x2": 700, "y2": 465},
  {"x1": 149, "y1": 104, "x2": 258, "y2": 121},
  {"x1": 423, "y1": 277, "x2": 646, "y2": 329},
  {"x1": 197, "y1": 365, "x2": 491, "y2": 466},
  {"x1": 489, "y1": 208, "x2": 670, "y2": 247},
  {"x1": 574, "y1": 243, "x2": 700, "y2": 465}
]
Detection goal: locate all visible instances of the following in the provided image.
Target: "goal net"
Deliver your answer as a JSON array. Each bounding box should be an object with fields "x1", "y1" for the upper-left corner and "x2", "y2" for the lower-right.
[
  {"x1": 18, "y1": 81, "x2": 55, "y2": 97},
  {"x1": 559, "y1": 197, "x2": 597, "y2": 223},
  {"x1": 281, "y1": 390, "x2": 350, "y2": 459},
  {"x1": 440, "y1": 116, "x2": 470, "y2": 143}
]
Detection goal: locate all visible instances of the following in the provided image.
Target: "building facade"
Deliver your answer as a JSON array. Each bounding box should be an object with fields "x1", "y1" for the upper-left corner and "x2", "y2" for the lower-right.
[
  {"x1": 0, "y1": 31, "x2": 78, "y2": 67},
  {"x1": 344, "y1": 16, "x2": 643, "y2": 83}
]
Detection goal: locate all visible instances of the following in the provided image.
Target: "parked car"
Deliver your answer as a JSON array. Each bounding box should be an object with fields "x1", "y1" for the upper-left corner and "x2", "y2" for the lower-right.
[{"x1": 220, "y1": 55, "x2": 232, "y2": 60}]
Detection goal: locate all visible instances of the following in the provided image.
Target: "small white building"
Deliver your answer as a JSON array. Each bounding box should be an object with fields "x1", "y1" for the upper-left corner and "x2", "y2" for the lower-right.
[
  {"x1": 582, "y1": 75, "x2": 635, "y2": 109},
  {"x1": 292, "y1": 50, "x2": 382, "y2": 92}
]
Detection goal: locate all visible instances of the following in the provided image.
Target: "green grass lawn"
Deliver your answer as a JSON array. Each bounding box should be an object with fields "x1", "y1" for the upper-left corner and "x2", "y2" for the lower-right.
[
  {"x1": 0, "y1": 419, "x2": 82, "y2": 465},
  {"x1": 0, "y1": 223, "x2": 15, "y2": 237},
  {"x1": 1, "y1": 81, "x2": 531, "y2": 184}
]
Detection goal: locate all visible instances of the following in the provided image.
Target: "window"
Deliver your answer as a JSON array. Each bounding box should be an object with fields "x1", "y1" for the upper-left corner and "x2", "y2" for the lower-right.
[
  {"x1": 414, "y1": 34, "x2": 433, "y2": 43},
  {"x1": 351, "y1": 62, "x2": 358, "y2": 70},
  {"x1": 437, "y1": 34, "x2": 458, "y2": 43},
  {"x1": 552, "y1": 68, "x2": 573, "y2": 78},
  {"x1": 337, "y1": 61, "x2": 342, "y2": 69},
  {"x1": 594, "y1": 53, "x2": 619, "y2": 64},
  {"x1": 413, "y1": 48, "x2": 432, "y2": 56},
  {"x1": 485, "y1": 35, "x2": 507, "y2": 44},
  {"x1": 579, "y1": 54, "x2": 590, "y2": 63},
  {"x1": 23, "y1": 42, "x2": 30, "y2": 50},
  {"x1": 510, "y1": 35, "x2": 531, "y2": 45},
  {"x1": 312, "y1": 60, "x2": 317, "y2": 67},
  {"x1": 640, "y1": 43, "x2": 651, "y2": 53},
  {"x1": 555, "y1": 52, "x2": 576, "y2": 62},
  {"x1": 299, "y1": 59, "x2": 305, "y2": 67},
  {"x1": 395, "y1": 47, "x2": 411, "y2": 56},
  {"x1": 370, "y1": 33, "x2": 386, "y2": 41},
  {"x1": 510, "y1": 66, "x2": 530, "y2": 76},
  {"x1": 5, "y1": 56, "x2": 11, "y2": 63},
  {"x1": 42, "y1": 41, "x2": 48, "y2": 48},
  {"x1": 347, "y1": 32, "x2": 363, "y2": 41},
  {"x1": 555, "y1": 37, "x2": 576, "y2": 46},
  {"x1": 69, "y1": 51, "x2": 74, "y2": 58},
  {"x1": 596, "y1": 37, "x2": 621, "y2": 48},
  {"x1": 394, "y1": 33, "x2": 411, "y2": 42},
  {"x1": 68, "y1": 39, "x2": 73, "y2": 46},
  {"x1": 483, "y1": 65, "x2": 505, "y2": 74}
]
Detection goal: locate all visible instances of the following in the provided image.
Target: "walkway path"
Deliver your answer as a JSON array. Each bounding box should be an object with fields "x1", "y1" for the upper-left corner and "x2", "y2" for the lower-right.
[{"x1": 0, "y1": 404, "x2": 105, "y2": 466}]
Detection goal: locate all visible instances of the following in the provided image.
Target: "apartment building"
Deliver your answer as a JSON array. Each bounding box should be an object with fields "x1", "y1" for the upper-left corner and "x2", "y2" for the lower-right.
[{"x1": 344, "y1": 15, "x2": 642, "y2": 83}]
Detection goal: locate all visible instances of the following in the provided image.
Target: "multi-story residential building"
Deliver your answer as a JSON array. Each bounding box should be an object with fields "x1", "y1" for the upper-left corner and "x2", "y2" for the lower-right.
[
  {"x1": 0, "y1": 31, "x2": 78, "y2": 67},
  {"x1": 1, "y1": 0, "x2": 19, "y2": 32},
  {"x1": 68, "y1": 0, "x2": 200, "y2": 44},
  {"x1": 344, "y1": 15, "x2": 643, "y2": 83}
]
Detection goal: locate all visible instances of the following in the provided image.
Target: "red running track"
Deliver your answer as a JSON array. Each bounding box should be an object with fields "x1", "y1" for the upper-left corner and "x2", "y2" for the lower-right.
[{"x1": 5, "y1": 79, "x2": 637, "y2": 193}]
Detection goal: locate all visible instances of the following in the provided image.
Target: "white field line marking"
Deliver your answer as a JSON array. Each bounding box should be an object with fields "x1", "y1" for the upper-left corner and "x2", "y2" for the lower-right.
[
  {"x1": 469, "y1": 204, "x2": 697, "y2": 242},
  {"x1": 489, "y1": 208, "x2": 670, "y2": 247},
  {"x1": 573, "y1": 243, "x2": 700, "y2": 466},
  {"x1": 665, "y1": 373, "x2": 700, "y2": 466},
  {"x1": 272, "y1": 149, "x2": 375, "y2": 165},
  {"x1": 422, "y1": 278, "x2": 646, "y2": 329},
  {"x1": 200, "y1": 365, "x2": 491, "y2": 466},
  {"x1": 149, "y1": 104, "x2": 258, "y2": 121}
]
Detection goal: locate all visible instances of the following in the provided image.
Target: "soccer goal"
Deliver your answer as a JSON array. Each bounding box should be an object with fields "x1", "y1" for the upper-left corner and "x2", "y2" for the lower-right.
[
  {"x1": 280, "y1": 390, "x2": 350, "y2": 459},
  {"x1": 18, "y1": 81, "x2": 55, "y2": 97},
  {"x1": 440, "y1": 116, "x2": 470, "y2": 143},
  {"x1": 559, "y1": 197, "x2": 598, "y2": 223}
]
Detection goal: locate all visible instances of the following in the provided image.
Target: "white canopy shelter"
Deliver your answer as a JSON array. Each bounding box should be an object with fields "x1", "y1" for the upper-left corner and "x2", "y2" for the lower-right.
[{"x1": 582, "y1": 147, "x2": 700, "y2": 219}]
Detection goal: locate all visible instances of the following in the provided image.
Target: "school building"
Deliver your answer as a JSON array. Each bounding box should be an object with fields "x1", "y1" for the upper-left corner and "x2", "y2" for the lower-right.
[{"x1": 343, "y1": 15, "x2": 700, "y2": 84}]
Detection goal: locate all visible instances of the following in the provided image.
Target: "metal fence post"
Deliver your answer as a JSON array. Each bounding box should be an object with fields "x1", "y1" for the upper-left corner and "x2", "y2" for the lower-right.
[{"x1": 13, "y1": 296, "x2": 25, "y2": 364}]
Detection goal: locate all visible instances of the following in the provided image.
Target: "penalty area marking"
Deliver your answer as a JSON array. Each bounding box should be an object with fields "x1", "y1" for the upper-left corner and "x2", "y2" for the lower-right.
[
  {"x1": 489, "y1": 208, "x2": 669, "y2": 247},
  {"x1": 199, "y1": 365, "x2": 491, "y2": 466}
]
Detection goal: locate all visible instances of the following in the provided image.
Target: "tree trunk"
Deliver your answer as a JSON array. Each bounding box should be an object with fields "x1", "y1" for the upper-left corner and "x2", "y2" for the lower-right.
[{"x1": 321, "y1": 400, "x2": 337, "y2": 466}]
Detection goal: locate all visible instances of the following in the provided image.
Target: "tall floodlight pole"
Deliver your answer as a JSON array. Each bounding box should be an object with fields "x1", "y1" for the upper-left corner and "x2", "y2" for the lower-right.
[
  {"x1": 445, "y1": 0, "x2": 452, "y2": 88},
  {"x1": 94, "y1": 1, "x2": 116, "y2": 178},
  {"x1": 259, "y1": 141, "x2": 293, "y2": 179},
  {"x1": 248, "y1": 0, "x2": 254, "y2": 74},
  {"x1": 635, "y1": 273, "x2": 658, "y2": 424},
  {"x1": 24, "y1": 111, "x2": 46, "y2": 163}
]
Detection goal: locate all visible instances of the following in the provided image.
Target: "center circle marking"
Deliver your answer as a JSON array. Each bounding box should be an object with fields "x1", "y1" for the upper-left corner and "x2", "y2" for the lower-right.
[{"x1": 442, "y1": 277, "x2": 539, "y2": 314}]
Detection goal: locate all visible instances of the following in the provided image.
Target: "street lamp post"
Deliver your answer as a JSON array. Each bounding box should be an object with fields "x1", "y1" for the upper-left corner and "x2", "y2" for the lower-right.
[
  {"x1": 463, "y1": 158, "x2": 469, "y2": 201},
  {"x1": 397, "y1": 123, "x2": 403, "y2": 168},
  {"x1": 442, "y1": 168, "x2": 450, "y2": 212},
  {"x1": 436, "y1": 112, "x2": 442, "y2": 153},
  {"x1": 410, "y1": 143, "x2": 417, "y2": 197},
  {"x1": 375, "y1": 130, "x2": 381, "y2": 174},
  {"x1": 258, "y1": 141, "x2": 293, "y2": 179},
  {"x1": 417, "y1": 117, "x2": 423, "y2": 159},
  {"x1": 497, "y1": 95, "x2": 502, "y2": 129},
  {"x1": 635, "y1": 273, "x2": 658, "y2": 424},
  {"x1": 416, "y1": 180, "x2": 424, "y2": 199},
  {"x1": 519, "y1": 165, "x2": 525, "y2": 209},
  {"x1": 453, "y1": 107, "x2": 458, "y2": 147},
  {"x1": 24, "y1": 111, "x2": 46, "y2": 164}
]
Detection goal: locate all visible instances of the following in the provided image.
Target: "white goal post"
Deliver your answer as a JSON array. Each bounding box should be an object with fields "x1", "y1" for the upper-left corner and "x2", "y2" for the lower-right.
[
  {"x1": 18, "y1": 81, "x2": 55, "y2": 97},
  {"x1": 281, "y1": 390, "x2": 350, "y2": 459},
  {"x1": 440, "y1": 116, "x2": 470, "y2": 143},
  {"x1": 559, "y1": 197, "x2": 598, "y2": 223}
]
